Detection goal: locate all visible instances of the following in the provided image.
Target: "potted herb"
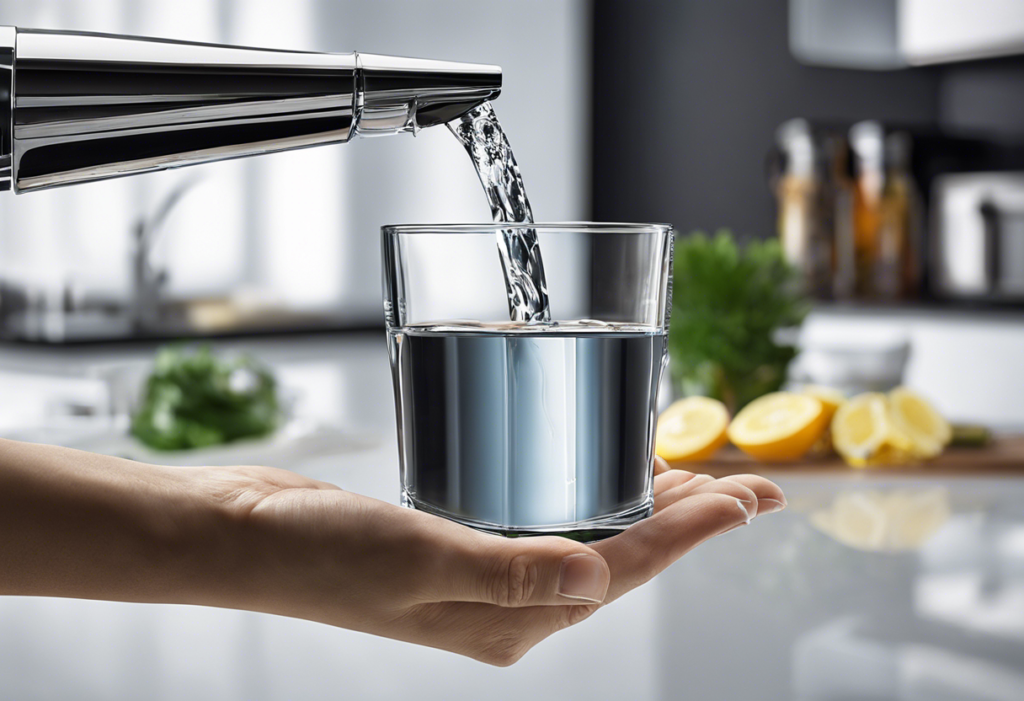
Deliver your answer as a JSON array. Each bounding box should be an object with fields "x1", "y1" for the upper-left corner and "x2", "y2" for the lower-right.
[{"x1": 669, "y1": 230, "x2": 809, "y2": 413}]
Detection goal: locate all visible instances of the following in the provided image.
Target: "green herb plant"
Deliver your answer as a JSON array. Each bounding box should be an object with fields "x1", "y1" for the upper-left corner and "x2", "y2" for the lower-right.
[
  {"x1": 131, "y1": 346, "x2": 280, "y2": 451},
  {"x1": 669, "y1": 230, "x2": 808, "y2": 413}
]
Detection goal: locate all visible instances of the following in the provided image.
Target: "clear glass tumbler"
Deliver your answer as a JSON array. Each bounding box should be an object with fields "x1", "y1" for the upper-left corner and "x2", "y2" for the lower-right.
[{"x1": 382, "y1": 223, "x2": 673, "y2": 540}]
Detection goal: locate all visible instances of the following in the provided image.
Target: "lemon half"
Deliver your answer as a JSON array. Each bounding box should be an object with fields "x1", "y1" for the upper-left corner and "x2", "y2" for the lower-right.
[
  {"x1": 727, "y1": 392, "x2": 828, "y2": 461},
  {"x1": 801, "y1": 385, "x2": 846, "y2": 456},
  {"x1": 656, "y1": 396, "x2": 730, "y2": 462},
  {"x1": 888, "y1": 387, "x2": 951, "y2": 459}
]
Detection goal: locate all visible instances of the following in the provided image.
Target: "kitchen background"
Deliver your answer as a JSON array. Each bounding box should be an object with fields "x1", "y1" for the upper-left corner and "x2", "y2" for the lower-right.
[{"x1": 1, "y1": 1, "x2": 1023, "y2": 700}]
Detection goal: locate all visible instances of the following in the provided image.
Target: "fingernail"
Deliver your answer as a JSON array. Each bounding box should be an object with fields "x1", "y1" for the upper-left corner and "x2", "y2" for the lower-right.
[
  {"x1": 737, "y1": 498, "x2": 755, "y2": 523},
  {"x1": 722, "y1": 521, "x2": 748, "y2": 534},
  {"x1": 760, "y1": 498, "x2": 787, "y2": 515},
  {"x1": 558, "y1": 554, "x2": 607, "y2": 603}
]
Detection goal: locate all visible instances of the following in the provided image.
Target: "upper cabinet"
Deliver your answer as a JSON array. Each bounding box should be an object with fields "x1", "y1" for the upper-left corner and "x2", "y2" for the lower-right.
[
  {"x1": 791, "y1": 0, "x2": 1024, "y2": 70},
  {"x1": 901, "y1": 0, "x2": 1024, "y2": 65}
]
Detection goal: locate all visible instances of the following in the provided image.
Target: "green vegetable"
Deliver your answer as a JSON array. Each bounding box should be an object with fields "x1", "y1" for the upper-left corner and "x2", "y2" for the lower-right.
[
  {"x1": 669, "y1": 230, "x2": 809, "y2": 413},
  {"x1": 130, "y1": 346, "x2": 280, "y2": 451}
]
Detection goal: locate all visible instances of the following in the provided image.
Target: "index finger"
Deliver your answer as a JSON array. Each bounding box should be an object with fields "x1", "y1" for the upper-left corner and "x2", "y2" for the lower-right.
[{"x1": 590, "y1": 491, "x2": 753, "y2": 603}]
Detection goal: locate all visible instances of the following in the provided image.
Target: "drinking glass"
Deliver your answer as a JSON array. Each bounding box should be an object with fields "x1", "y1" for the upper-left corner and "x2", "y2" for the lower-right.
[{"x1": 382, "y1": 223, "x2": 673, "y2": 540}]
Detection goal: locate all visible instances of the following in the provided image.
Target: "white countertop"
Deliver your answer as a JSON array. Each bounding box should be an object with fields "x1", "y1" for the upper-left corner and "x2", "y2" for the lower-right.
[{"x1": 0, "y1": 332, "x2": 1022, "y2": 701}]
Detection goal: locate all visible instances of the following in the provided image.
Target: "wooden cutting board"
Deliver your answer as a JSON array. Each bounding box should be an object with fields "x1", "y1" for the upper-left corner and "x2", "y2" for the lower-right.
[{"x1": 668, "y1": 435, "x2": 1024, "y2": 478}]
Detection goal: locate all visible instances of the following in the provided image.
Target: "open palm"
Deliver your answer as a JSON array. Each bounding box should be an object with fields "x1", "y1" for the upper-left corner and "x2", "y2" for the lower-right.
[{"x1": 199, "y1": 457, "x2": 785, "y2": 666}]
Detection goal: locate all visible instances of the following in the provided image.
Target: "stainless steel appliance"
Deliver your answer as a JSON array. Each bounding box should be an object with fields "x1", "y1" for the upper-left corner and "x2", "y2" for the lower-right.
[
  {"x1": 0, "y1": 26, "x2": 500, "y2": 193},
  {"x1": 932, "y1": 172, "x2": 1024, "y2": 301}
]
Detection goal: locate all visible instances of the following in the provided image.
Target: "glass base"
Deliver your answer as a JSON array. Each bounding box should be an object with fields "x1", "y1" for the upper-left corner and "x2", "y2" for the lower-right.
[{"x1": 401, "y1": 492, "x2": 653, "y2": 542}]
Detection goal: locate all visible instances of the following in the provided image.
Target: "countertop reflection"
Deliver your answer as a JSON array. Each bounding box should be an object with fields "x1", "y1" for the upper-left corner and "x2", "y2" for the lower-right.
[
  {"x1": 661, "y1": 476, "x2": 1024, "y2": 700},
  {"x1": 0, "y1": 332, "x2": 1021, "y2": 701}
]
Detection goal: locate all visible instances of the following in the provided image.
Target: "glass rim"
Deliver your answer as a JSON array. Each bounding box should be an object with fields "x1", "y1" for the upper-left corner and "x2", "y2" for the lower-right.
[{"x1": 381, "y1": 221, "x2": 673, "y2": 236}]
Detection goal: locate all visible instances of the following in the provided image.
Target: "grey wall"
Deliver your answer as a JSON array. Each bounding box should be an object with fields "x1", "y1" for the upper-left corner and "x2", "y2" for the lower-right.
[{"x1": 940, "y1": 56, "x2": 1024, "y2": 142}]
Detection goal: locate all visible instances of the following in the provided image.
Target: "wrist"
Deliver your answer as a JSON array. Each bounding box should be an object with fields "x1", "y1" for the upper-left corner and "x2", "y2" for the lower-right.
[{"x1": 151, "y1": 465, "x2": 269, "y2": 609}]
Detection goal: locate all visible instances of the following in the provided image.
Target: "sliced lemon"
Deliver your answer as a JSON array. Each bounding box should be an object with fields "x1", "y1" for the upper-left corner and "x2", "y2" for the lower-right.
[
  {"x1": 800, "y1": 385, "x2": 846, "y2": 456},
  {"x1": 800, "y1": 385, "x2": 846, "y2": 423},
  {"x1": 656, "y1": 396, "x2": 730, "y2": 462},
  {"x1": 888, "y1": 387, "x2": 951, "y2": 459},
  {"x1": 832, "y1": 393, "x2": 915, "y2": 467},
  {"x1": 727, "y1": 392, "x2": 828, "y2": 461}
]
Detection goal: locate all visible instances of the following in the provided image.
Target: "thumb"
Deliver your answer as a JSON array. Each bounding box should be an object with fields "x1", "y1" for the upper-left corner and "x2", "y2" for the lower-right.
[{"x1": 442, "y1": 536, "x2": 611, "y2": 607}]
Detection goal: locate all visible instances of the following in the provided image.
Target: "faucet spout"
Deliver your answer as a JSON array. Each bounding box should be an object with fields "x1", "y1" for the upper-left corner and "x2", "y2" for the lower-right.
[
  {"x1": 0, "y1": 27, "x2": 501, "y2": 193},
  {"x1": 356, "y1": 53, "x2": 501, "y2": 135}
]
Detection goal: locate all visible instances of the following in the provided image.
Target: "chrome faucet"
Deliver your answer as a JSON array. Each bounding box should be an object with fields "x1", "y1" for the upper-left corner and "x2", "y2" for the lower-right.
[
  {"x1": 129, "y1": 175, "x2": 203, "y2": 333},
  {"x1": 0, "y1": 26, "x2": 501, "y2": 193}
]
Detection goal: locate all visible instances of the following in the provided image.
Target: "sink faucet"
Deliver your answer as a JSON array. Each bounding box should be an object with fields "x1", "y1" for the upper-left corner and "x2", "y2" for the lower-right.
[
  {"x1": 128, "y1": 176, "x2": 203, "y2": 333},
  {"x1": 0, "y1": 26, "x2": 501, "y2": 193}
]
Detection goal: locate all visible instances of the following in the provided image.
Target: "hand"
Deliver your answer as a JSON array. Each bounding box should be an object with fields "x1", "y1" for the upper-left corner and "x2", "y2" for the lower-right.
[
  {"x1": 0, "y1": 440, "x2": 784, "y2": 667},
  {"x1": 193, "y1": 456, "x2": 785, "y2": 666}
]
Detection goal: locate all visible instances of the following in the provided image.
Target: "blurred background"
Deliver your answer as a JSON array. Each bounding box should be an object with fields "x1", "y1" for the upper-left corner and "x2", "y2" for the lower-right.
[{"x1": 0, "y1": 1, "x2": 1023, "y2": 700}]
